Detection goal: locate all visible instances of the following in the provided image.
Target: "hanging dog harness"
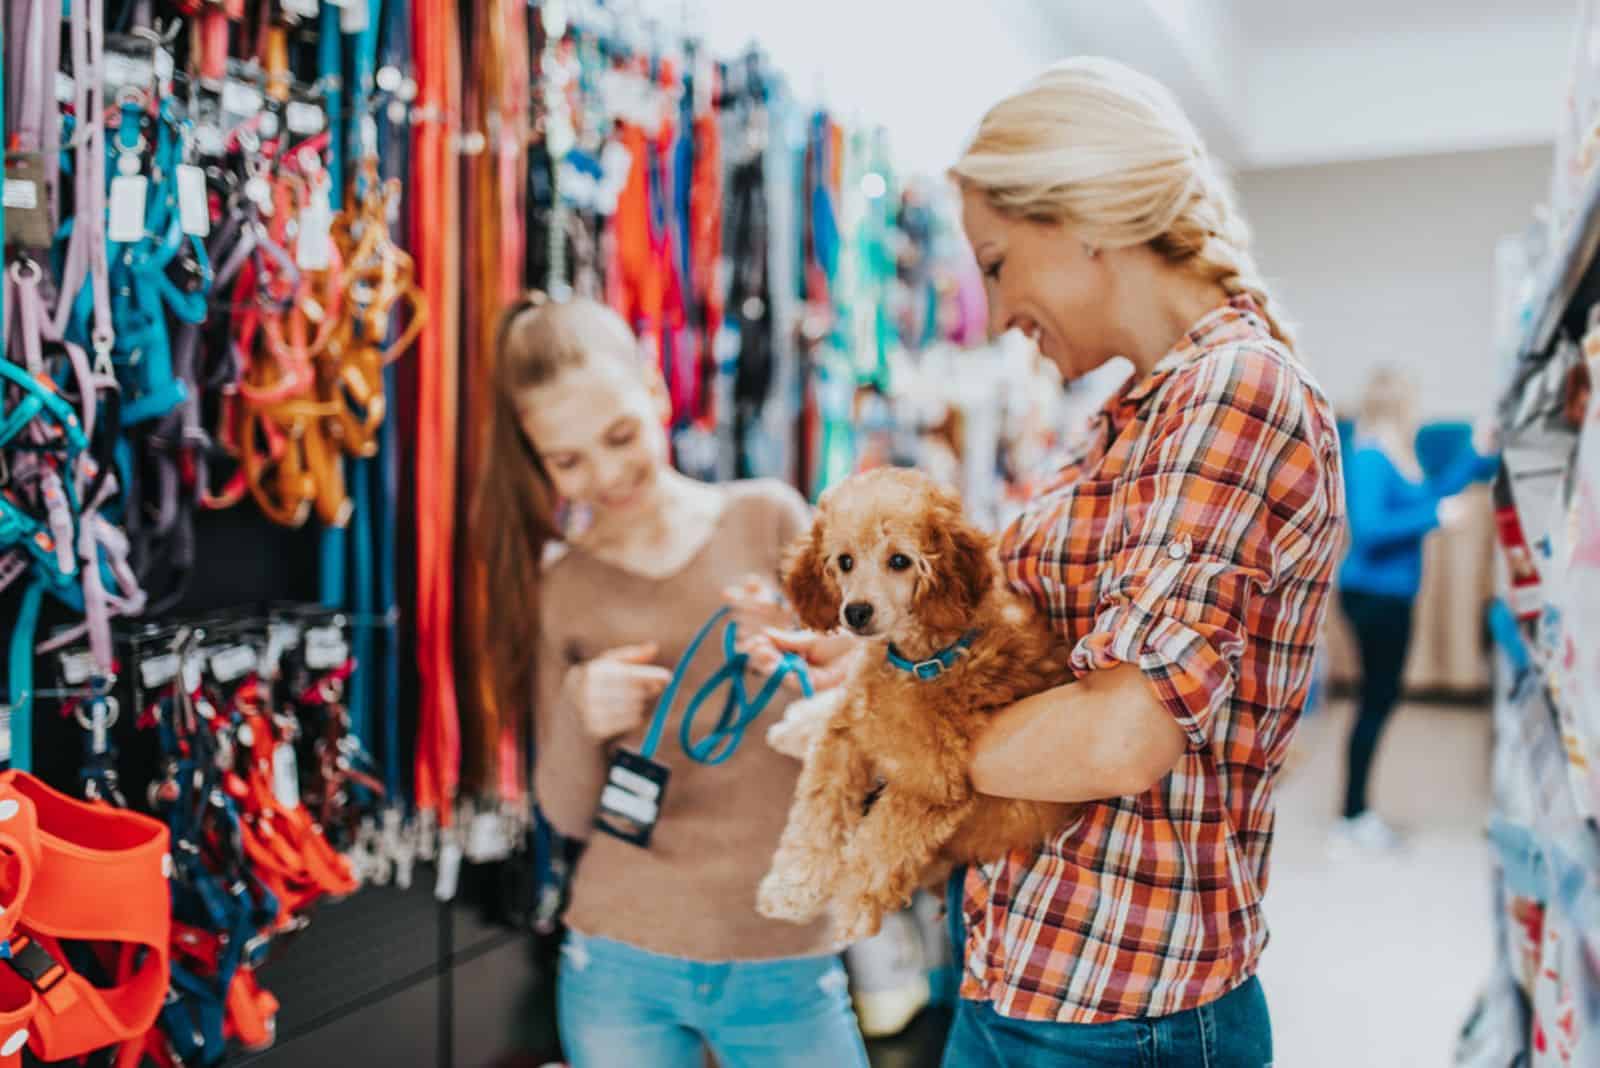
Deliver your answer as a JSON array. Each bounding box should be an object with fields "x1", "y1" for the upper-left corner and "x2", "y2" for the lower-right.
[{"x1": 0, "y1": 770, "x2": 170, "y2": 1068}]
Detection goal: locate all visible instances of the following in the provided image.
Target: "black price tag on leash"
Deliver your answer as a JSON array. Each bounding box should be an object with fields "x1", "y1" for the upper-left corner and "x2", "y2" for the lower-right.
[{"x1": 594, "y1": 750, "x2": 671, "y2": 848}]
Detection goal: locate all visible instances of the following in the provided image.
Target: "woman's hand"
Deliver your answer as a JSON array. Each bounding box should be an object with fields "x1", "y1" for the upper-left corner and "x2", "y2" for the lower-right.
[
  {"x1": 1437, "y1": 494, "x2": 1469, "y2": 530},
  {"x1": 737, "y1": 628, "x2": 861, "y2": 693},
  {"x1": 723, "y1": 574, "x2": 797, "y2": 634},
  {"x1": 567, "y1": 644, "x2": 673, "y2": 742}
]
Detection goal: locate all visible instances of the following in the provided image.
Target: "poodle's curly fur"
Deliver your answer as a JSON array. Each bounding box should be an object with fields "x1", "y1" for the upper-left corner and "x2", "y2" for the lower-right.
[{"x1": 757, "y1": 468, "x2": 1079, "y2": 942}]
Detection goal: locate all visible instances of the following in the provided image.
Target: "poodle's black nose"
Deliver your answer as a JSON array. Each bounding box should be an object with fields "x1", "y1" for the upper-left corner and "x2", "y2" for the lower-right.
[{"x1": 844, "y1": 602, "x2": 875, "y2": 631}]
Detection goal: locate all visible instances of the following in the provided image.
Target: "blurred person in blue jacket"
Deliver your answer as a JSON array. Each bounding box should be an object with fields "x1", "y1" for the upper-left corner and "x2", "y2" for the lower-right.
[{"x1": 1334, "y1": 367, "x2": 1498, "y2": 854}]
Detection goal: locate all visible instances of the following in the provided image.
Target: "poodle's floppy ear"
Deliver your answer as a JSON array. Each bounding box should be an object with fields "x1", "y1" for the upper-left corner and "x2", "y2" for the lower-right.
[
  {"x1": 912, "y1": 491, "x2": 993, "y2": 633},
  {"x1": 782, "y1": 521, "x2": 842, "y2": 632}
]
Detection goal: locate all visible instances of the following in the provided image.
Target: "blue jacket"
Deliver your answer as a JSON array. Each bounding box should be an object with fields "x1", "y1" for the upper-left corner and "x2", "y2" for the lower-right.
[{"x1": 1338, "y1": 439, "x2": 1498, "y2": 599}]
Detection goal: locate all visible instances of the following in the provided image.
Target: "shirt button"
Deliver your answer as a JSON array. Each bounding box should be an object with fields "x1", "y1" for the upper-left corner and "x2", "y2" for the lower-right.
[
  {"x1": 1167, "y1": 539, "x2": 1190, "y2": 560},
  {"x1": 696, "y1": 984, "x2": 712, "y2": 997}
]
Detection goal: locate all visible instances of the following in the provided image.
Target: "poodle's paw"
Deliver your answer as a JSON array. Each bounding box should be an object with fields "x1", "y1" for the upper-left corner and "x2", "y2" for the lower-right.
[
  {"x1": 757, "y1": 870, "x2": 827, "y2": 923},
  {"x1": 765, "y1": 690, "x2": 841, "y2": 759}
]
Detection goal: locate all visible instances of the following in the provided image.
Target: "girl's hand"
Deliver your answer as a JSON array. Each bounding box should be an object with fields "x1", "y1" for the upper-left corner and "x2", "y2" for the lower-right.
[
  {"x1": 723, "y1": 574, "x2": 796, "y2": 634},
  {"x1": 568, "y1": 644, "x2": 673, "y2": 742},
  {"x1": 738, "y1": 628, "x2": 861, "y2": 693}
]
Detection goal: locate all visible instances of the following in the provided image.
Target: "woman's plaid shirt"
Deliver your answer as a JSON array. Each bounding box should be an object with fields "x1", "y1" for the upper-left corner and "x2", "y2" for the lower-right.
[{"x1": 965, "y1": 296, "x2": 1346, "y2": 1023}]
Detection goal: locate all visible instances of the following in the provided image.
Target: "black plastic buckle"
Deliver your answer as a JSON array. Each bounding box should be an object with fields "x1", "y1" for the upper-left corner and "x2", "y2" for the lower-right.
[{"x1": 7, "y1": 937, "x2": 66, "y2": 994}]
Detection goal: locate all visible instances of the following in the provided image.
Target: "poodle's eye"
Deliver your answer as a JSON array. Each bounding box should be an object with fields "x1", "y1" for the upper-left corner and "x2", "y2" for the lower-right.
[
  {"x1": 888, "y1": 553, "x2": 912, "y2": 572},
  {"x1": 837, "y1": 554, "x2": 854, "y2": 573}
]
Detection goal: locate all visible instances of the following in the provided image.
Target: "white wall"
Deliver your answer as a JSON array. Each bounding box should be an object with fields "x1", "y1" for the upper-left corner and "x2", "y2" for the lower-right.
[{"x1": 1237, "y1": 145, "x2": 1552, "y2": 421}]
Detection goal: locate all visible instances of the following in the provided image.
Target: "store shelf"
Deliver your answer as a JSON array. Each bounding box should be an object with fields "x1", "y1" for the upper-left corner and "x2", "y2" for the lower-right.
[{"x1": 1522, "y1": 166, "x2": 1600, "y2": 358}]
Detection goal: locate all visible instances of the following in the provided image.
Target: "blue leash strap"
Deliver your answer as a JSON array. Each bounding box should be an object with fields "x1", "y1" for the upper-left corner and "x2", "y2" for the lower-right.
[
  {"x1": 638, "y1": 607, "x2": 814, "y2": 766},
  {"x1": 4, "y1": 581, "x2": 44, "y2": 772}
]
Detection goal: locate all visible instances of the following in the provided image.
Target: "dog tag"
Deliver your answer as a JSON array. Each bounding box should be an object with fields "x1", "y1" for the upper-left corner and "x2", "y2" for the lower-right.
[
  {"x1": 176, "y1": 164, "x2": 211, "y2": 237},
  {"x1": 109, "y1": 174, "x2": 149, "y2": 243},
  {"x1": 594, "y1": 750, "x2": 670, "y2": 848}
]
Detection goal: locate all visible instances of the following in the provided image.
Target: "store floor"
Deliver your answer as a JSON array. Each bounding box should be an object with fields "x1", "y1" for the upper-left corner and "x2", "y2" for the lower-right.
[{"x1": 866, "y1": 698, "x2": 1496, "y2": 1068}]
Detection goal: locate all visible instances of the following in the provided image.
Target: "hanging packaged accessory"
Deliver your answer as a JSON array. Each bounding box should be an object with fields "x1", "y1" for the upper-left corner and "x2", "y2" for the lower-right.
[{"x1": 594, "y1": 606, "x2": 811, "y2": 847}]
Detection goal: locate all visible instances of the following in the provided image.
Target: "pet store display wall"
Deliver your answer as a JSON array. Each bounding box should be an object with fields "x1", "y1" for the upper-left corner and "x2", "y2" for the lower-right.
[{"x1": 0, "y1": 1, "x2": 1064, "y2": 1063}]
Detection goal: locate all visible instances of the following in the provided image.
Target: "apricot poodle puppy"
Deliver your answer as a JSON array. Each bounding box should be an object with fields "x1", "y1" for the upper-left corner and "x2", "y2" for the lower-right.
[{"x1": 757, "y1": 468, "x2": 1078, "y2": 942}]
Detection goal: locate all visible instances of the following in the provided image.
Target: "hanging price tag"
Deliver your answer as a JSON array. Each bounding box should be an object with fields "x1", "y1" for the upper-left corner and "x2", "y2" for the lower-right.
[
  {"x1": 154, "y1": 48, "x2": 174, "y2": 91},
  {"x1": 176, "y1": 165, "x2": 211, "y2": 237},
  {"x1": 109, "y1": 174, "x2": 149, "y2": 243},
  {"x1": 304, "y1": 625, "x2": 350, "y2": 670},
  {"x1": 208, "y1": 645, "x2": 258, "y2": 684},
  {"x1": 222, "y1": 80, "x2": 265, "y2": 120},
  {"x1": 286, "y1": 101, "x2": 326, "y2": 135},
  {"x1": 55, "y1": 72, "x2": 76, "y2": 104},
  {"x1": 139, "y1": 652, "x2": 181, "y2": 690},
  {"x1": 282, "y1": 0, "x2": 319, "y2": 17},
  {"x1": 59, "y1": 649, "x2": 98, "y2": 687},
  {"x1": 4, "y1": 156, "x2": 52, "y2": 248},
  {"x1": 296, "y1": 199, "x2": 334, "y2": 270},
  {"x1": 273, "y1": 743, "x2": 302, "y2": 809},
  {"x1": 181, "y1": 656, "x2": 202, "y2": 695},
  {"x1": 104, "y1": 51, "x2": 154, "y2": 92},
  {"x1": 340, "y1": 0, "x2": 370, "y2": 33}
]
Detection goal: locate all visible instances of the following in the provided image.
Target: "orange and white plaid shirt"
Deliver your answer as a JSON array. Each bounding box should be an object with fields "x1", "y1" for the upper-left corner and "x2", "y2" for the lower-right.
[{"x1": 965, "y1": 295, "x2": 1346, "y2": 1023}]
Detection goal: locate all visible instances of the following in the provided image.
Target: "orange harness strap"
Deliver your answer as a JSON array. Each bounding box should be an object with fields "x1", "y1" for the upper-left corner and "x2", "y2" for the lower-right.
[{"x1": 0, "y1": 772, "x2": 170, "y2": 1065}]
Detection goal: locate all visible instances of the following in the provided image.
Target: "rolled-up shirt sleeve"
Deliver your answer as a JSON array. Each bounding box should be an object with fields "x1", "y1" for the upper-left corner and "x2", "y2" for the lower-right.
[{"x1": 1069, "y1": 345, "x2": 1336, "y2": 749}]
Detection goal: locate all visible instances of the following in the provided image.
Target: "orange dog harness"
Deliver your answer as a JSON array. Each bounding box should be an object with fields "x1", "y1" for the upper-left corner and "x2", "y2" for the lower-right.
[{"x1": 0, "y1": 771, "x2": 170, "y2": 1068}]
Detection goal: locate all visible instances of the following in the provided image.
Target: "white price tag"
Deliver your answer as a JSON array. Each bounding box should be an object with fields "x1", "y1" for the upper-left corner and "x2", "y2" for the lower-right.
[
  {"x1": 3, "y1": 180, "x2": 38, "y2": 211},
  {"x1": 105, "y1": 52, "x2": 154, "y2": 90},
  {"x1": 273, "y1": 743, "x2": 302, "y2": 809},
  {"x1": 140, "y1": 652, "x2": 181, "y2": 690},
  {"x1": 109, "y1": 175, "x2": 149, "y2": 243},
  {"x1": 176, "y1": 165, "x2": 210, "y2": 237},
  {"x1": 434, "y1": 837, "x2": 463, "y2": 901},
  {"x1": 55, "y1": 72, "x2": 76, "y2": 104},
  {"x1": 304, "y1": 626, "x2": 350, "y2": 670},
  {"x1": 60, "y1": 650, "x2": 97, "y2": 686},
  {"x1": 340, "y1": 0, "x2": 370, "y2": 33},
  {"x1": 181, "y1": 657, "x2": 202, "y2": 695},
  {"x1": 282, "y1": 0, "x2": 319, "y2": 15},
  {"x1": 154, "y1": 48, "x2": 174, "y2": 89},
  {"x1": 194, "y1": 125, "x2": 225, "y2": 158},
  {"x1": 285, "y1": 101, "x2": 326, "y2": 136},
  {"x1": 209, "y1": 645, "x2": 258, "y2": 684},
  {"x1": 222, "y1": 80, "x2": 265, "y2": 118},
  {"x1": 258, "y1": 111, "x2": 281, "y2": 139},
  {"x1": 296, "y1": 200, "x2": 333, "y2": 270}
]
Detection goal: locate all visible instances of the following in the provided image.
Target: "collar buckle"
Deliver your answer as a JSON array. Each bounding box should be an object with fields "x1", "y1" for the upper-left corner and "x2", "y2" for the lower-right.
[{"x1": 912, "y1": 660, "x2": 945, "y2": 681}]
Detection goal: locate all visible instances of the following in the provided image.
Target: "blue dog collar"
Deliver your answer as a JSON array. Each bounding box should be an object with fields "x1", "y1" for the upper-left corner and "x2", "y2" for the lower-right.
[{"x1": 886, "y1": 631, "x2": 979, "y2": 681}]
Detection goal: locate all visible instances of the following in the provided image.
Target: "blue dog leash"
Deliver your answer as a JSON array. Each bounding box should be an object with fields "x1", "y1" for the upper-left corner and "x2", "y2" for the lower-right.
[{"x1": 638, "y1": 606, "x2": 815, "y2": 766}]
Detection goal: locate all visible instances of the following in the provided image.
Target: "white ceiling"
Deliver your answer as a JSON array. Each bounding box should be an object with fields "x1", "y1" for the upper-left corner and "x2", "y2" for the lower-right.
[{"x1": 655, "y1": 0, "x2": 1576, "y2": 177}]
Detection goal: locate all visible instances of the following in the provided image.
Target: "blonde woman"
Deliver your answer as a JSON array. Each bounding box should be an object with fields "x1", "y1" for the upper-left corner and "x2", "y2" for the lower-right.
[
  {"x1": 1335, "y1": 368, "x2": 1496, "y2": 854},
  {"x1": 764, "y1": 57, "x2": 1345, "y2": 1065}
]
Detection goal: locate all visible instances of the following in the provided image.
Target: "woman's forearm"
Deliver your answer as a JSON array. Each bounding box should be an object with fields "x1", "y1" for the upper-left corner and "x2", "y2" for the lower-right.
[{"x1": 970, "y1": 663, "x2": 1189, "y2": 804}]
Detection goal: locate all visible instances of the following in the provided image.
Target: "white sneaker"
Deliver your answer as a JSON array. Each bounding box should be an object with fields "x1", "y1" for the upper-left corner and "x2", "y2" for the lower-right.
[{"x1": 1329, "y1": 811, "x2": 1405, "y2": 856}]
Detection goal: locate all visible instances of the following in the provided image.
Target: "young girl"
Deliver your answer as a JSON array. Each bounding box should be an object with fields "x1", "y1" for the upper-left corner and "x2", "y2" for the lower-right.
[{"x1": 474, "y1": 293, "x2": 869, "y2": 1068}]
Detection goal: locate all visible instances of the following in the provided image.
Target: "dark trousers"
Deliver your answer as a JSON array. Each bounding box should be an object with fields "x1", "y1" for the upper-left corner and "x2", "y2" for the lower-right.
[{"x1": 1339, "y1": 589, "x2": 1415, "y2": 819}]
